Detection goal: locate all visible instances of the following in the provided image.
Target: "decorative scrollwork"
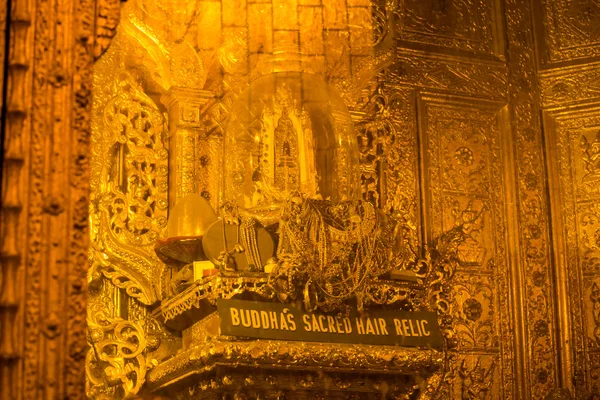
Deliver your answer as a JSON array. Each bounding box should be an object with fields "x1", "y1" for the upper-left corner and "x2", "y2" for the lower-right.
[
  {"x1": 91, "y1": 71, "x2": 168, "y2": 304},
  {"x1": 98, "y1": 72, "x2": 168, "y2": 247},
  {"x1": 89, "y1": 244, "x2": 156, "y2": 305},
  {"x1": 86, "y1": 311, "x2": 147, "y2": 399},
  {"x1": 356, "y1": 83, "x2": 397, "y2": 208},
  {"x1": 423, "y1": 225, "x2": 461, "y2": 348}
]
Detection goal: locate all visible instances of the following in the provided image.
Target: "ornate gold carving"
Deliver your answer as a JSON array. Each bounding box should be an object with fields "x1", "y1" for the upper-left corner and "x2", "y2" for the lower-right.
[
  {"x1": 391, "y1": 50, "x2": 508, "y2": 99},
  {"x1": 89, "y1": 247, "x2": 156, "y2": 305},
  {"x1": 94, "y1": 0, "x2": 122, "y2": 59},
  {"x1": 417, "y1": 94, "x2": 514, "y2": 397},
  {"x1": 91, "y1": 68, "x2": 169, "y2": 304},
  {"x1": 506, "y1": 0, "x2": 559, "y2": 396},
  {"x1": 398, "y1": 0, "x2": 504, "y2": 58},
  {"x1": 86, "y1": 298, "x2": 148, "y2": 398},
  {"x1": 146, "y1": 339, "x2": 443, "y2": 394},
  {"x1": 0, "y1": 0, "x2": 120, "y2": 397},
  {"x1": 7, "y1": 0, "x2": 600, "y2": 398},
  {"x1": 538, "y1": 0, "x2": 600, "y2": 64},
  {"x1": 540, "y1": 62, "x2": 600, "y2": 108},
  {"x1": 0, "y1": 2, "x2": 31, "y2": 399},
  {"x1": 160, "y1": 272, "x2": 426, "y2": 324},
  {"x1": 457, "y1": 357, "x2": 496, "y2": 399},
  {"x1": 160, "y1": 87, "x2": 214, "y2": 205},
  {"x1": 355, "y1": 79, "x2": 421, "y2": 255},
  {"x1": 543, "y1": 107, "x2": 600, "y2": 396},
  {"x1": 591, "y1": 282, "x2": 600, "y2": 345}
]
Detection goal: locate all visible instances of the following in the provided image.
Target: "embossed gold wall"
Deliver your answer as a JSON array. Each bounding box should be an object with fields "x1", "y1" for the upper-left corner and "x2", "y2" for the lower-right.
[{"x1": 2, "y1": 0, "x2": 600, "y2": 398}]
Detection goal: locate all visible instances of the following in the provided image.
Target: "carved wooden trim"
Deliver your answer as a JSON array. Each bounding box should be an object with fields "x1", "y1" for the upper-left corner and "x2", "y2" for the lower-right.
[
  {"x1": 506, "y1": 0, "x2": 560, "y2": 397},
  {"x1": 0, "y1": 0, "x2": 120, "y2": 398}
]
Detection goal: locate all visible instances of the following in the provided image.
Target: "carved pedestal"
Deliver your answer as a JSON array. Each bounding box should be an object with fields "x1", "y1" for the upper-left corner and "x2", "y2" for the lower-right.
[{"x1": 146, "y1": 273, "x2": 444, "y2": 399}]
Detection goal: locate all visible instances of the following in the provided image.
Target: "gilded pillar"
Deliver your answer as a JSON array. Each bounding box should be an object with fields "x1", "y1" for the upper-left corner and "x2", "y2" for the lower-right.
[{"x1": 161, "y1": 88, "x2": 214, "y2": 209}]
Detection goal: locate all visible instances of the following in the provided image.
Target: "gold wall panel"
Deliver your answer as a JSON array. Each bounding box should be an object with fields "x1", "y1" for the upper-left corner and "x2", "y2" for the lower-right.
[
  {"x1": 84, "y1": 0, "x2": 566, "y2": 398},
  {"x1": 506, "y1": 0, "x2": 559, "y2": 396},
  {"x1": 417, "y1": 94, "x2": 513, "y2": 398},
  {"x1": 540, "y1": 62, "x2": 600, "y2": 108},
  {"x1": 536, "y1": 0, "x2": 600, "y2": 65},
  {"x1": 397, "y1": 0, "x2": 505, "y2": 59},
  {"x1": 392, "y1": 50, "x2": 508, "y2": 99},
  {"x1": 544, "y1": 105, "x2": 600, "y2": 398}
]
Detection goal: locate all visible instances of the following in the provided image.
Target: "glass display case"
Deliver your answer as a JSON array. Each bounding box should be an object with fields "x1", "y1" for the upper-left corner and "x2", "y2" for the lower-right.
[{"x1": 223, "y1": 71, "x2": 361, "y2": 223}]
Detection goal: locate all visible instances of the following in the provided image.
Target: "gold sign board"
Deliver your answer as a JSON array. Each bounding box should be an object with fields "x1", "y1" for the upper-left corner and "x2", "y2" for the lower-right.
[{"x1": 217, "y1": 299, "x2": 444, "y2": 347}]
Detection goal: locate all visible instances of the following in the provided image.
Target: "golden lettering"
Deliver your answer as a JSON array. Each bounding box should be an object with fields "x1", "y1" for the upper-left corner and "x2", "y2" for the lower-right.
[
  {"x1": 260, "y1": 311, "x2": 269, "y2": 329},
  {"x1": 280, "y1": 309, "x2": 290, "y2": 330},
  {"x1": 312, "y1": 314, "x2": 321, "y2": 332},
  {"x1": 365, "y1": 318, "x2": 375, "y2": 335},
  {"x1": 251, "y1": 310, "x2": 260, "y2": 328},
  {"x1": 421, "y1": 320, "x2": 430, "y2": 336},
  {"x1": 402, "y1": 320, "x2": 411, "y2": 336},
  {"x1": 408, "y1": 319, "x2": 417, "y2": 336},
  {"x1": 415, "y1": 318, "x2": 423, "y2": 336},
  {"x1": 343, "y1": 318, "x2": 352, "y2": 334},
  {"x1": 377, "y1": 318, "x2": 389, "y2": 336},
  {"x1": 408, "y1": 319, "x2": 418, "y2": 336},
  {"x1": 231, "y1": 308, "x2": 240, "y2": 326},
  {"x1": 355, "y1": 317, "x2": 365, "y2": 335},
  {"x1": 303, "y1": 314, "x2": 311, "y2": 332},
  {"x1": 240, "y1": 309, "x2": 252, "y2": 328},
  {"x1": 326, "y1": 316, "x2": 336, "y2": 333},
  {"x1": 318, "y1": 315, "x2": 327, "y2": 332},
  {"x1": 393, "y1": 319, "x2": 403, "y2": 335},
  {"x1": 286, "y1": 313, "x2": 297, "y2": 331},
  {"x1": 269, "y1": 311, "x2": 278, "y2": 330}
]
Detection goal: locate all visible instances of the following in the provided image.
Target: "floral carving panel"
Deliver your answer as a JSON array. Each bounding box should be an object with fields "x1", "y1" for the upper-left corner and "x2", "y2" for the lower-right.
[
  {"x1": 539, "y1": 63, "x2": 600, "y2": 108},
  {"x1": 399, "y1": 0, "x2": 504, "y2": 58},
  {"x1": 418, "y1": 94, "x2": 514, "y2": 398},
  {"x1": 546, "y1": 108, "x2": 600, "y2": 396},
  {"x1": 539, "y1": 0, "x2": 600, "y2": 64},
  {"x1": 89, "y1": 37, "x2": 170, "y2": 305}
]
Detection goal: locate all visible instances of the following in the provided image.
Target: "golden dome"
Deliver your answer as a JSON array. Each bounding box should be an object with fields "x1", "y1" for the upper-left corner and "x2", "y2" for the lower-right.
[{"x1": 166, "y1": 193, "x2": 217, "y2": 238}]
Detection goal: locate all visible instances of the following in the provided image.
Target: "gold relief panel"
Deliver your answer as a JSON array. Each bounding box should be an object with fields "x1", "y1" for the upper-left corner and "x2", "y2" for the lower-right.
[
  {"x1": 417, "y1": 93, "x2": 514, "y2": 397},
  {"x1": 398, "y1": 0, "x2": 505, "y2": 59},
  {"x1": 584, "y1": 277, "x2": 600, "y2": 347},
  {"x1": 442, "y1": 196, "x2": 492, "y2": 268},
  {"x1": 90, "y1": 32, "x2": 170, "y2": 304},
  {"x1": 544, "y1": 106, "x2": 600, "y2": 396},
  {"x1": 577, "y1": 201, "x2": 600, "y2": 277},
  {"x1": 536, "y1": 0, "x2": 600, "y2": 65},
  {"x1": 391, "y1": 51, "x2": 508, "y2": 100},
  {"x1": 540, "y1": 62, "x2": 600, "y2": 108},
  {"x1": 419, "y1": 95, "x2": 505, "y2": 241},
  {"x1": 453, "y1": 273, "x2": 498, "y2": 350},
  {"x1": 451, "y1": 353, "x2": 499, "y2": 399}
]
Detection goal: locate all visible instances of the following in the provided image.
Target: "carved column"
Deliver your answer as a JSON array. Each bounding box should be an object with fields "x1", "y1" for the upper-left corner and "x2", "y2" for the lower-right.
[
  {"x1": 0, "y1": 0, "x2": 120, "y2": 398},
  {"x1": 161, "y1": 88, "x2": 214, "y2": 208},
  {"x1": 0, "y1": 1, "x2": 30, "y2": 397}
]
